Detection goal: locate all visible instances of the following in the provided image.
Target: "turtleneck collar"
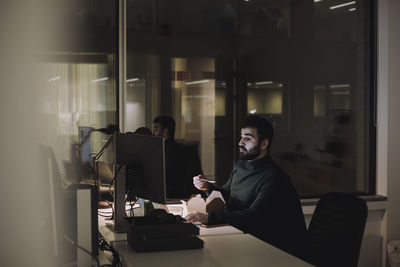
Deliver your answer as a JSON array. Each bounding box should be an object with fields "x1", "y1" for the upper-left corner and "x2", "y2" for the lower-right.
[{"x1": 236, "y1": 154, "x2": 272, "y2": 170}]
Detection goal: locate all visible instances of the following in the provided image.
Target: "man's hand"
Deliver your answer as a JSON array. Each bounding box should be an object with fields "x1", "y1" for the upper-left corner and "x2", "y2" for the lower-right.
[
  {"x1": 193, "y1": 174, "x2": 211, "y2": 191},
  {"x1": 185, "y1": 212, "x2": 209, "y2": 224}
]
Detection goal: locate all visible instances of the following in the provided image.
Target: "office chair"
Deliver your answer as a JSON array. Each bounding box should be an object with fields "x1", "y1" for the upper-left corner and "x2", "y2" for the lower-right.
[{"x1": 307, "y1": 192, "x2": 368, "y2": 267}]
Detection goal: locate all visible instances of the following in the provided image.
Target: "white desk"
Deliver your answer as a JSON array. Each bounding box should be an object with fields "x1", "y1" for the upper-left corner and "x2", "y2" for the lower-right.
[
  {"x1": 99, "y1": 215, "x2": 242, "y2": 245},
  {"x1": 99, "y1": 204, "x2": 311, "y2": 267},
  {"x1": 198, "y1": 224, "x2": 242, "y2": 236},
  {"x1": 98, "y1": 215, "x2": 127, "y2": 245},
  {"x1": 112, "y1": 234, "x2": 312, "y2": 267},
  {"x1": 98, "y1": 203, "x2": 242, "y2": 245}
]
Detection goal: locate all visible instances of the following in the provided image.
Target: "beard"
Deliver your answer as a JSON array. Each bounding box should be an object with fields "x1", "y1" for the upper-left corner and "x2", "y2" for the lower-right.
[{"x1": 239, "y1": 145, "x2": 262, "y2": 161}]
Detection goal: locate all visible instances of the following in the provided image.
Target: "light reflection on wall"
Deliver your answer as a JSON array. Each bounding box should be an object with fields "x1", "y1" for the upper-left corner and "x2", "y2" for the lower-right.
[
  {"x1": 172, "y1": 57, "x2": 216, "y2": 178},
  {"x1": 314, "y1": 85, "x2": 327, "y2": 117},
  {"x1": 41, "y1": 59, "x2": 116, "y2": 181},
  {"x1": 215, "y1": 88, "x2": 226, "y2": 116},
  {"x1": 247, "y1": 82, "x2": 283, "y2": 114}
]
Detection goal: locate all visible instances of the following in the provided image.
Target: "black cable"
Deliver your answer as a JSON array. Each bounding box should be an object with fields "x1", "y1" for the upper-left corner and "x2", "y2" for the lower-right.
[
  {"x1": 126, "y1": 195, "x2": 137, "y2": 218},
  {"x1": 98, "y1": 238, "x2": 122, "y2": 267}
]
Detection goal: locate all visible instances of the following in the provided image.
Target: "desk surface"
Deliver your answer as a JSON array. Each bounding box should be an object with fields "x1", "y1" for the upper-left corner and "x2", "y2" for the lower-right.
[
  {"x1": 112, "y1": 233, "x2": 312, "y2": 267},
  {"x1": 98, "y1": 203, "x2": 242, "y2": 245},
  {"x1": 99, "y1": 216, "x2": 242, "y2": 245},
  {"x1": 99, "y1": 205, "x2": 311, "y2": 267}
]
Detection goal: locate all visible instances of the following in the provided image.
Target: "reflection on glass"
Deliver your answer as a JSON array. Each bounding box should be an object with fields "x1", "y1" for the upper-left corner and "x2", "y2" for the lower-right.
[
  {"x1": 247, "y1": 86, "x2": 283, "y2": 115},
  {"x1": 38, "y1": 0, "x2": 117, "y2": 184},
  {"x1": 246, "y1": 81, "x2": 288, "y2": 132},
  {"x1": 314, "y1": 85, "x2": 327, "y2": 117},
  {"x1": 125, "y1": 54, "x2": 160, "y2": 132},
  {"x1": 40, "y1": 54, "x2": 117, "y2": 182},
  {"x1": 329, "y1": 84, "x2": 351, "y2": 110},
  {"x1": 126, "y1": 0, "x2": 290, "y2": 37},
  {"x1": 238, "y1": 0, "x2": 290, "y2": 37},
  {"x1": 285, "y1": 81, "x2": 360, "y2": 196},
  {"x1": 215, "y1": 82, "x2": 226, "y2": 116},
  {"x1": 314, "y1": 0, "x2": 359, "y2": 41},
  {"x1": 172, "y1": 57, "x2": 216, "y2": 179},
  {"x1": 124, "y1": 0, "x2": 374, "y2": 197}
]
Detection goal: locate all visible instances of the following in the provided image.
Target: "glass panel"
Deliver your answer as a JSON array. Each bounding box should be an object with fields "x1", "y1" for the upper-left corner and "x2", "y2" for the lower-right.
[
  {"x1": 238, "y1": 0, "x2": 290, "y2": 37},
  {"x1": 125, "y1": 54, "x2": 160, "y2": 132},
  {"x1": 246, "y1": 81, "x2": 291, "y2": 133},
  {"x1": 314, "y1": 0, "x2": 358, "y2": 41},
  {"x1": 247, "y1": 81, "x2": 283, "y2": 114},
  {"x1": 314, "y1": 85, "x2": 327, "y2": 117},
  {"x1": 39, "y1": 1, "x2": 117, "y2": 185},
  {"x1": 171, "y1": 57, "x2": 216, "y2": 178},
  {"x1": 125, "y1": 0, "x2": 374, "y2": 196},
  {"x1": 241, "y1": 0, "x2": 373, "y2": 196}
]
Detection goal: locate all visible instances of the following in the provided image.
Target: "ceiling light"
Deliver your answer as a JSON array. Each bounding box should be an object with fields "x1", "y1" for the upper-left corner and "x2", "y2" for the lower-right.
[
  {"x1": 255, "y1": 81, "x2": 273, "y2": 85},
  {"x1": 48, "y1": 76, "x2": 61, "y2": 82},
  {"x1": 332, "y1": 91, "x2": 350, "y2": 95},
  {"x1": 329, "y1": 84, "x2": 350, "y2": 88},
  {"x1": 314, "y1": 0, "x2": 322, "y2": 2},
  {"x1": 92, "y1": 77, "x2": 109, "y2": 83},
  {"x1": 329, "y1": 1, "x2": 356, "y2": 10},
  {"x1": 349, "y1": 7, "x2": 356, "y2": 11},
  {"x1": 185, "y1": 79, "x2": 210, "y2": 85},
  {"x1": 126, "y1": 78, "x2": 139, "y2": 83}
]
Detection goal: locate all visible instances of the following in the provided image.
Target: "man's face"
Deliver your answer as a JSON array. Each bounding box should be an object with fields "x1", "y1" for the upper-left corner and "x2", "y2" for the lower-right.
[
  {"x1": 238, "y1": 127, "x2": 266, "y2": 161},
  {"x1": 153, "y1": 122, "x2": 169, "y2": 139},
  {"x1": 153, "y1": 122, "x2": 163, "y2": 137}
]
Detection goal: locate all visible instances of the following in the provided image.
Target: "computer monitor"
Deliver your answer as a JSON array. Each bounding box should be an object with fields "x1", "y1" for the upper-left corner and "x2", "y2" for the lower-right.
[
  {"x1": 78, "y1": 126, "x2": 92, "y2": 166},
  {"x1": 115, "y1": 132, "x2": 166, "y2": 204}
]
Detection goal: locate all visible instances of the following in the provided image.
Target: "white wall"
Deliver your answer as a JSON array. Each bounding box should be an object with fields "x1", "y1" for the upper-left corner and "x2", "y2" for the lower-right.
[
  {"x1": 351, "y1": 0, "x2": 400, "y2": 266},
  {"x1": 384, "y1": 0, "x2": 400, "y2": 260}
]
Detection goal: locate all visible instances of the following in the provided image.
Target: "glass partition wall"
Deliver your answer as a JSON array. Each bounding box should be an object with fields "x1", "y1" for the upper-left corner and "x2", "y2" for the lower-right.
[
  {"x1": 39, "y1": 1, "x2": 117, "y2": 184},
  {"x1": 39, "y1": 0, "x2": 375, "y2": 196},
  {"x1": 125, "y1": 0, "x2": 375, "y2": 196}
]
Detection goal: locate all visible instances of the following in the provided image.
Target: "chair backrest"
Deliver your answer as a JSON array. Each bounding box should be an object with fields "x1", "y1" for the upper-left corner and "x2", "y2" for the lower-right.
[{"x1": 307, "y1": 192, "x2": 368, "y2": 267}]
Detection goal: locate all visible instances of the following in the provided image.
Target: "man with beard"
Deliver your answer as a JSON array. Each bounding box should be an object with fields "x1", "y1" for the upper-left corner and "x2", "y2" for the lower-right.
[{"x1": 186, "y1": 115, "x2": 309, "y2": 262}]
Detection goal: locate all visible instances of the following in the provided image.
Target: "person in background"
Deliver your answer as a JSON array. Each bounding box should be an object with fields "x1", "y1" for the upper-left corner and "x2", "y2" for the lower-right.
[
  {"x1": 153, "y1": 116, "x2": 202, "y2": 199},
  {"x1": 133, "y1": 127, "x2": 152, "y2": 136},
  {"x1": 186, "y1": 115, "x2": 309, "y2": 261}
]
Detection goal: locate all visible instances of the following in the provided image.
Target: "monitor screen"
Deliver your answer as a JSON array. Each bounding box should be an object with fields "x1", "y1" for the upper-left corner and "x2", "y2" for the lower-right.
[
  {"x1": 115, "y1": 133, "x2": 166, "y2": 204},
  {"x1": 78, "y1": 126, "x2": 92, "y2": 165}
]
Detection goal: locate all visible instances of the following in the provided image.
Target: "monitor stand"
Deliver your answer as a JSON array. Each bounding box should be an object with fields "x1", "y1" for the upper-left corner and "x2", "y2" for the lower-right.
[{"x1": 113, "y1": 164, "x2": 127, "y2": 232}]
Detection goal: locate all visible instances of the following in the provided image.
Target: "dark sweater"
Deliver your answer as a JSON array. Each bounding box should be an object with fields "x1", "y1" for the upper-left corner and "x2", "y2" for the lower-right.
[{"x1": 207, "y1": 155, "x2": 309, "y2": 261}]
